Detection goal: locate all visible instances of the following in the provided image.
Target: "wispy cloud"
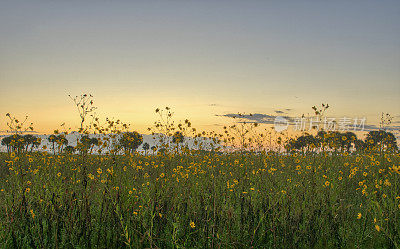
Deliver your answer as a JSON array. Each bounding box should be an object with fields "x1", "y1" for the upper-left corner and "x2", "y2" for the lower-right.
[
  {"x1": 0, "y1": 130, "x2": 39, "y2": 134},
  {"x1": 273, "y1": 108, "x2": 293, "y2": 114},
  {"x1": 216, "y1": 113, "x2": 295, "y2": 125}
]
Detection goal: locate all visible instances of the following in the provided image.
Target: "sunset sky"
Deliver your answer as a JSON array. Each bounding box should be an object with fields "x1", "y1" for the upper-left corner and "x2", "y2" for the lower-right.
[{"x1": 1, "y1": 0, "x2": 399, "y2": 135}]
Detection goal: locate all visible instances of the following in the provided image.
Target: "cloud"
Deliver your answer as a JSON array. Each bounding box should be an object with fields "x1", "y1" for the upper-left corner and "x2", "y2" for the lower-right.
[
  {"x1": 362, "y1": 124, "x2": 400, "y2": 132},
  {"x1": 273, "y1": 108, "x2": 293, "y2": 114},
  {"x1": 216, "y1": 113, "x2": 295, "y2": 125},
  {"x1": 391, "y1": 119, "x2": 400, "y2": 124},
  {"x1": 0, "y1": 130, "x2": 39, "y2": 134}
]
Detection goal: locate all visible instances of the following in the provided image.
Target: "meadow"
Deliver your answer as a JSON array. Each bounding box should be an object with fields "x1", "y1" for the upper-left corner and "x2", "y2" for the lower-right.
[
  {"x1": 0, "y1": 103, "x2": 399, "y2": 248},
  {"x1": 1, "y1": 150, "x2": 399, "y2": 248}
]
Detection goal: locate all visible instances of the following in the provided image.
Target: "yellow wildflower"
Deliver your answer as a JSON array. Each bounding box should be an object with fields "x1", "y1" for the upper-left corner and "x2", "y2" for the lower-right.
[{"x1": 30, "y1": 209, "x2": 35, "y2": 219}]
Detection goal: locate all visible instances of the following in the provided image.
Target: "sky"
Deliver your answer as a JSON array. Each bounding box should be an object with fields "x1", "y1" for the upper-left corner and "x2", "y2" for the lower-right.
[{"x1": 0, "y1": 0, "x2": 399, "y2": 135}]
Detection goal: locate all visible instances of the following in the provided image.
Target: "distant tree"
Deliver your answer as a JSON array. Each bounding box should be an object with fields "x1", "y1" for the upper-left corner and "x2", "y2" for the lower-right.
[
  {"x1": 64, "y1": 145, "x2": 76, "y2": 154},
  {"x1": 316, "y1": 130, "x2": 327, "y2": 151},
  {"x1": 158, "y1": 147, "x2": 167, "y2": 155},
  {"x1": 304, "y1": 134, "x2": 318, "y2": 152},
  {"x1": 293, "y1": 136, "x2": 305, "y2": 153},
  {"x1": 77, "y1": 135, "x2": 92, "y2": 155},
  {"x1": 119, "y1": 131, "x2": 143, "y2": 154},
  {"x1": 341, "y1": 132, "x2": 357, "y2": 152},
  {"x1": 56, "y1": 134, "x2": 68, "y2": 153},
  {"x1": 32, "y1": 137, "x2": 42, "y2": 152},
  {"x1": 326, "y1": 132, "x2": 342, "y2": 152},
  {"x1": 1, "y1": 136, "x2": 12, "y2": 153},
  {"x1": 354, "y1": 139, "x2": 366, "y2": 152},
  {"x1": 284, "y1": 138, "x2": 300, "y2": 152},
  {"x1": 8, "y1": 134, "x2": 26, "y2": 153},
  {"x1": 23, "y1": 134, "x2": 36, "y2": 152},
  {"x1": 365, "y1": 130, "x2": 398, "y2": 152},
  {"x1": 172, "y1": 131, "x2": 184, "y2": 144},
  {"x1": 291, "y1": 134, "x2": 317, "y2": 153},
  {"x1": 172, "y1": 131, "x2": 185, "y2": 152},
  {"x1": 47, "y1": 134, "x2": 68, "y2": 154},
  {"x1": 142, "y1": 142, "x2": 150, "y2": 155},
  {"x1": 48, "y1": 135, "x2": 57, "y2": 154},
  {"x1": 89, "y1": 137, "x2": 99, "y2": 154}
]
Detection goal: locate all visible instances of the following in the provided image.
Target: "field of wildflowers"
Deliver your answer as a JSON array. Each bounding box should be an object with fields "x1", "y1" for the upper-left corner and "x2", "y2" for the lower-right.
[{"x1": 0, "y1": 101, "x2": 399, "y2": 248}]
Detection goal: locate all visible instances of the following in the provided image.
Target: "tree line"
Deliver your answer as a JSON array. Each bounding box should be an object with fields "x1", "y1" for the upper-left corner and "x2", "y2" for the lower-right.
[
  {"x1": 2, "y1": 129, "x2": 396, "y2": 154},
  {"x1": 284, "y1": 130, "x2": 398, "y2": 153},
  {"x1": 0, "y1": 131, "x2": 179, "y2": 155}
]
